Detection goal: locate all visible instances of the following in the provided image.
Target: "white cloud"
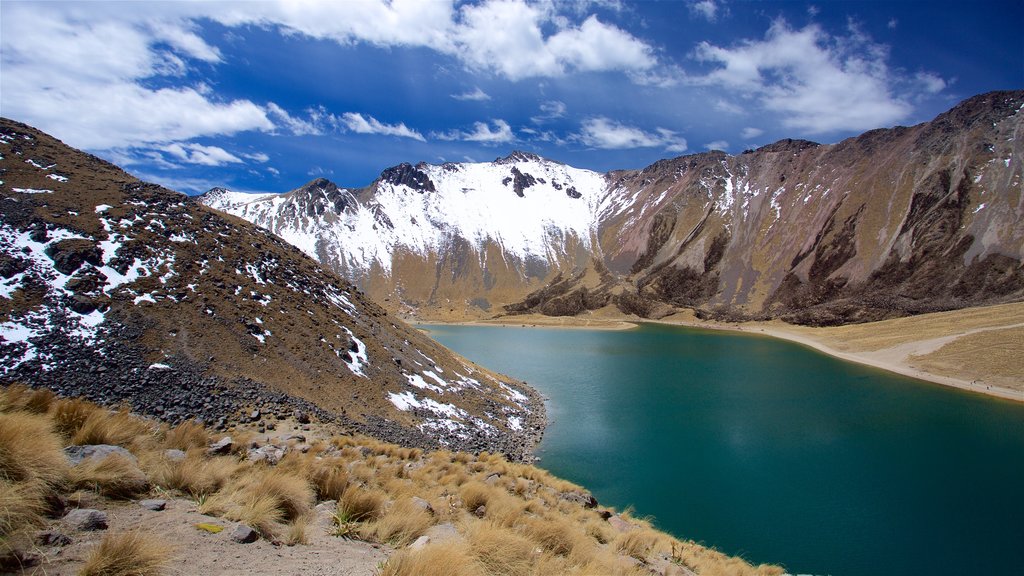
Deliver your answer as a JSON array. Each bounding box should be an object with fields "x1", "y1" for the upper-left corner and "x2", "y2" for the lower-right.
[
  {"x1": 160, "y1": 143, "x2": 243, "y2": 166},
  {"x1": 340, "y1": 113, "x2": 426, "y2": 141},
  {"x1": 915, "y1": 71, "x2": 946, "y2": 94},
  {"x1": 690, "y1": 1, "x2": 718, "y2": 22},
  {"x1": 704, "y1": 140, "x2": 729, "y2": 151},
  {"x1": 690, "y1": 19, "x2": 937, "y2": 134},
  {"x1": 577, "y1": 117, "x2": 687, "y2": 152},
  {"x1": 741, "y1": 127, "x2": 764, "y2": 139},
  {"x1": 887, "y1": 18, "x2": 898, "y2": 30},
  {"x1": 450, "y1": 2, "x2": 655, "y2": 80},
  {"x1": 0, "y1": 3, "x2": 273, "y2": 151},
  {"x1": 243, "y1": 152, "x2": 271, "y2": 163},
  {"x1": 451, "y1": 87, "x2": 492, "y2": 101},
  {"x1": 531, "y1": 100, "x2": 568, "y2": 124},
  {"x1": 434, "y1": 119, "x2": 515, "y2": 144}
]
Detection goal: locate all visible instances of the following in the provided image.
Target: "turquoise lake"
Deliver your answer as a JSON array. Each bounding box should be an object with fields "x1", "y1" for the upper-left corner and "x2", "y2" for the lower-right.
[{"x1": 423, "y1": 322, "x2": 1024, "y2": 576}]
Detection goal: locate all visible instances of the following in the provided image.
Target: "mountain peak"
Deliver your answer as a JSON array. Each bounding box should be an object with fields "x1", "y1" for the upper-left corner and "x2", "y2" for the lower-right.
[{"x1": 492, "y1": 151, "x2": 553, "y2": 165}]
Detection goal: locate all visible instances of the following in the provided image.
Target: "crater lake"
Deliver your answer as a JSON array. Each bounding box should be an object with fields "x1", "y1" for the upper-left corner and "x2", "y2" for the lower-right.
[{"x1": 423, "y1": 322, "x2": 1024, "y2": 576}]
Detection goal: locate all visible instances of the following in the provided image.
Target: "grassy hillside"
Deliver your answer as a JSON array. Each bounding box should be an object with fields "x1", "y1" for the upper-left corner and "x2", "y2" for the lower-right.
[{"x1": 0, "y1": 385, "x2": 784, "y2": 575}]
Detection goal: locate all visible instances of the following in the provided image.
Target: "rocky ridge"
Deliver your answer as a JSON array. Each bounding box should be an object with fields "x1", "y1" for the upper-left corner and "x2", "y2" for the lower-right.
[
  {"x1": 201, "y1": 91, "x2": 1024, "y2": 325},
  {"x1": 0, "y1": 118, "x2": 543, "y2": 460}
]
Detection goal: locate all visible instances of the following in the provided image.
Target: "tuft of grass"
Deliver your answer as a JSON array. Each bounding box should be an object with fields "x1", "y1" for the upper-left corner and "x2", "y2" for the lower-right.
[
  {"x1": 202, "y1": 468, "x2": 313, "y2": 540},
  {"x1": 162, "y1": 420, "x2": 208, "y2": 451},
  {"x1": 72, "y1": 407, "x2": 153, "y2": 448},
  {"x1": 614, "y1": 528, "x2": 657, "y2": 560},
  {"x1": 143, "y1": 450, "x2": 240, "y2": 497},
  {"x1": 364, "y1": 497, "x2": 434, "y2": 546},
  {"x1": 49, "y1": 397, "x2": 100, "y2": 439},
  {"x1": 465, "y1": 522, "x2": 535, "y2": 576},
  {"x1": 0, "y1": 411, "x2": 67, "y2": 489},
  {"x1": 1, "y1": 383, "x2": 55, "y2": 414},
  {"x1": 0, "y1": 478, "x2": 46, "y2": 538},
  {"x1": 339, "y1": 485, "x2": 386, "y2": 523},
  {"x1": 458, "y1": 480, "x2": 493, "y2": 512},
  {"x1": 79, "y1": 530, "x2": 173, "y2": 576},
  {"x1": 69, "y1": 454, "x2": 150, "y2": 499},
  {"x1": 522, "y1": 515, "x2": 591, "y2": 559},
  {"x1": 308, "y1": 457, "x2": 349, "y2": 501},
  {"x1": 378, "y1": 541, "x2": 484, "y2": 576}
]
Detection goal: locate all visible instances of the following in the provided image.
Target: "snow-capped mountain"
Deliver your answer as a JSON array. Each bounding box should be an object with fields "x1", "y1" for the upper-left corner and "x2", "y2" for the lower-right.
[
  {"x1": 0, "y1": 118, "x2": 542, "y2": 458},
  {"x1": 202, "y1": 91, "x2": 1024, "y2": 325},
  {"x1": 201, "y1": 151, "x2": 614, "y2": 318}
]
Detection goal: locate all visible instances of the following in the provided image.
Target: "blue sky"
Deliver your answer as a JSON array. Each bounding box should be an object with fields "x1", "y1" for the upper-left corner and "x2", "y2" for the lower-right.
[{"x1": 2, "y1": 1, "x2": 1021, "y2": 194}]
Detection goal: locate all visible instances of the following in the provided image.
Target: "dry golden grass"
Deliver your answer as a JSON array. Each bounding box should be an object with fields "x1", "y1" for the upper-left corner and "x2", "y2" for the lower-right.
[
  {"x1": 465, "y1": 522, "x2": 535, "y2": 576},
  {"x1": 522, "y1": 514, "x2": 590, "y2": 558},
  {"x1": 363, "y1": 497, "x2": 434, "y2": 545},
  {"x1": 0, "y1": 411, "x2": 67, "y2": 488},
  {"x1": 614, "y1": 529, "x2": 656, "y2": 560},
  {"x1": 0, "y1": 478, "x2": 46, "y2": 538},
  {"x1": 49, "y1": 397, "x2": 101, "y2": 439},
  {"x1": 79, "y1": 530, "x2": 173, "y2": 576},
  {"x1": 143, "y1": 450, "x2": 240, "y2": 497},
  {"x1": 0, "y1": 386, "x2": 783, "y2": 575},
  {"x1": 379, "y1": 540, "x2": 484, "y2": 576},
  {"x1": 72, "y1": 407, "x2": 154, "y2": 448},
  {"x1": 459, "y1": 480, "x2": 493, "y2": 511},
  {"x1": 0, "y1": 383, "x2": 55, "y2": 414},
  {"x1": 69, "y1": 454, "x2": 150, "y2": 499},
  {"x1": 339, "y1": 485, "x2": 386, "y2": 522},
  {"x1": 202, "y1": 467, "x2": 314, "y2": 539},
  {"x1": 161, "y1": 420, "x2": 209, "y2": 450}
]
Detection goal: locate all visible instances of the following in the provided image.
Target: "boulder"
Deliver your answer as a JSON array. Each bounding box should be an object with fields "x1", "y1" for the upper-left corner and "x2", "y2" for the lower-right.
[
  {"x1": 559, "y1": 489, "x2": 598, "y2": 508},
  {"x1": 64, "y1": 444, "x2": 136, "y2": 466},
  {"x1": 63, "y1": 509, "x2": 108, "y2": 531},
  {"x1": 208, "y1": 436, "x2": 233, "y2": 455},
  {"x1": 139, "y1": 499, "x2": 167, "y2": 511},
  {"x1": 36, "y1": 530, "x2": 72, "y2": 546},
  {"x1": 230, "y1": 524, "x2": 259, "y2": 544}
]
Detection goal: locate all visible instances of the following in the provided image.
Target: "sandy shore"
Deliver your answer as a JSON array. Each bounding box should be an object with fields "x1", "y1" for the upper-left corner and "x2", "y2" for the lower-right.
[{"x1": 414, "y1": 306, "x2": 1024, "y2": 403}]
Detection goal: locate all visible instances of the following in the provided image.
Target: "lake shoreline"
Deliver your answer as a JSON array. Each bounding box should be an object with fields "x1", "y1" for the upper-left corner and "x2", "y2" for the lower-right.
[{"x1": 415, "y1": 307, "x2": 1024, "y2": 404}]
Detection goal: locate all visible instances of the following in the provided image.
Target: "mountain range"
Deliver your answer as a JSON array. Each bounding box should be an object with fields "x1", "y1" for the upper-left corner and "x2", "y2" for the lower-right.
[
  {"x1": 0, "y1": 117, "x2": 543, "y2": 460},
  {"x1": 201, "y1": 91, "x2": 1024, "y2": 326}
]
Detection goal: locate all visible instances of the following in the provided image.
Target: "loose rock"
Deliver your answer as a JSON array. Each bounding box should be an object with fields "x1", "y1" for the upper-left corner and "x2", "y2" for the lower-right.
[{"x1": 63, "y1": 509, "x2": 108, "y2": 531}]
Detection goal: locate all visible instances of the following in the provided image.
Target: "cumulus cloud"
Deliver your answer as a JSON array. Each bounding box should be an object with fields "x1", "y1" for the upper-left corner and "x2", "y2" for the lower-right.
[
  {"x1": 0, "y1": 3, "x2": 273, "y2": 151},
  {"x1": 340, "y1": 113, "x2": 426, "y2": 141},
  {"x1": 207, "y1": 0, "x2": 657, "y2": 80},
  {"x1": 434, "y1": 119, "x2": 515, "y2": 144},
  {"x1": 690, "y1": 19, "x2": 943, "y2": 134},
  {"x1": 451, "y1": 87, "x2": 492, "y2": 101},
  {"x1": 578, "y1": 117, "x2": 687, "y2": 152},
  {"x1": 704, "y1": 140, "x2": 729, "y2": 151}
]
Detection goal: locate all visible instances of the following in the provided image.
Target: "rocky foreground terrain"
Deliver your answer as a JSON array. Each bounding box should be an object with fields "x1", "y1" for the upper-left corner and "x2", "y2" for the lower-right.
[
  {"x1": 202, "y1": 91, "x2": 1024, "y2": 326},
  {"x1": 1, "y1": 386, "x2": 783, "y2": 576},
  {"x1": 0, "y1": 118, "x2": 543, "y2": 460}
]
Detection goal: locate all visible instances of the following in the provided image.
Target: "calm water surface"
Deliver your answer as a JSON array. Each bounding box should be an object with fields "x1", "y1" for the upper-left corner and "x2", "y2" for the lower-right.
[{"x1": 423, "y1": 323, "x2": 1024, "y2": 576}]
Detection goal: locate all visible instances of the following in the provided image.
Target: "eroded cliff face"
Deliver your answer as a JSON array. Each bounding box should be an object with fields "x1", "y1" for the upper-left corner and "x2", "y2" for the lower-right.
[
  {"x1": 596, "y1": 91, "x2": 1023, "y2": 325},
  {"x1": 202, "y1": 91, "x2": 1024, "y2": 325}
]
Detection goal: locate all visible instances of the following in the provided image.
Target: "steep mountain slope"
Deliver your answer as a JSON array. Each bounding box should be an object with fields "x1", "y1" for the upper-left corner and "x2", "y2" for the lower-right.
[
  {"x1": 201, "y1": 91, "x2": 1024, "y2": 325},
  {"x1": 0, "y1": 118, "x2": 542, "y2": 459},
  {"x1": 202, "y1": 152, "x2": 609, "y2": 319}
]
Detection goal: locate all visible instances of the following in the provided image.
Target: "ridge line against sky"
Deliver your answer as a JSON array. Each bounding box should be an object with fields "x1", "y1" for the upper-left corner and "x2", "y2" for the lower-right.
[{"x1": 1, "y1": 0, "x2": 1020, "y2": 194}]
